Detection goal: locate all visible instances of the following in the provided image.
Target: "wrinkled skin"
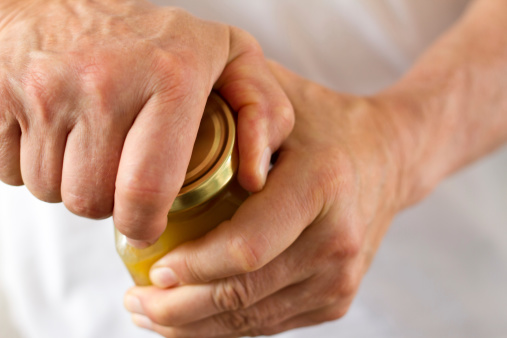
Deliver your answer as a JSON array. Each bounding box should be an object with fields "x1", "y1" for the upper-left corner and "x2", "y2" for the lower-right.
[
  {"x1": 124, "y1": 62, "x2": 405, "y2": 337},
  {"x1": 0, "y1": 0, "x2": 294, "y2": 246}
]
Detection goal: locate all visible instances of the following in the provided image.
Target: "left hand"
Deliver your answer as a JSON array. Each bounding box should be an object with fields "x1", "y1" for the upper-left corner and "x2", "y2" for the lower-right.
[{"x1": 122, "y1": 62, "x2": 410, "y2": 337}]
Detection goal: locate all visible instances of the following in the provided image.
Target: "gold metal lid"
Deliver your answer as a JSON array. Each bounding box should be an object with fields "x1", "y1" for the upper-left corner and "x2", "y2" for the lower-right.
[{"x1": 170, "y1": 92, "x2": 237, "y2": 212}]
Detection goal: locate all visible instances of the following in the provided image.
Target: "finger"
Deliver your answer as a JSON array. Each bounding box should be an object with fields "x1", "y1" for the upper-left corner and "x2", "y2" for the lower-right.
[
  {"x1": 215, "y1": 27, "x2": 294, "y2": 192},
  {"x1": 14, "y1": 54, "x2": 82, "y2": 202},
  {"x1": 131, "y1": 278, "x2": 353, "y2": 338},
  {"x1": 20, "y1": 121, "x2": 67, "y2": 202},
  {"x1": 0, "y1": 117, "x2": 22, "y2": 186},
  {"x1": 151, "y1": 284, "x2": 321, "y2": 338},
  {"x1": 128, "y1": 212, "x2": 360, "y2": 327},
  {"x1": 213, "y1": 285, "x2": 352, "y2": 338},
  {"x1": 0, "y1": 80, "x2": 24, "y2": 186},
  {"x1": 150, "y1": 149, "x2": 323, "y2": 286},
  {"x1": 61, "y1": 110, "x2": 129, "y2": 219},
  {"x1": 113, "y1": 88, "x2": 208, "y2": 246},
  {"x1": 126, "y1": 221, "x2": 316, "y2": 327}
]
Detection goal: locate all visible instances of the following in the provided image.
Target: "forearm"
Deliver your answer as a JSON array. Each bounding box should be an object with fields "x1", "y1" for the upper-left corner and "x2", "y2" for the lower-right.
[{"x1": 379, "y1": 0, "x2": 507, "y2": 208}]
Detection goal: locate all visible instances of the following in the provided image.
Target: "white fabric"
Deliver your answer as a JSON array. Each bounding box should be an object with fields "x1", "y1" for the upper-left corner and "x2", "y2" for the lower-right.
[{"x1": 2, "y1": 0, "x2": 506, "y2": 337}]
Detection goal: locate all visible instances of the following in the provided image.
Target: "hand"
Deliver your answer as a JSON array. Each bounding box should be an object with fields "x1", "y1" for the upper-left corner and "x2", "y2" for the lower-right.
[
  {"x1": 0, "y1": 0, "x2": 293, "y2": 246},
  {"x1": 124, "y1": 62, "x2": 409, "y2": 337}
]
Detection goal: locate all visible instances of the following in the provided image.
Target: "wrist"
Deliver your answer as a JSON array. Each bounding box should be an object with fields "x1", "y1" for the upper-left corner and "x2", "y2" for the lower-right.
[{"x1": 371, "y1": 87, "x2": 447, "y2": 210}]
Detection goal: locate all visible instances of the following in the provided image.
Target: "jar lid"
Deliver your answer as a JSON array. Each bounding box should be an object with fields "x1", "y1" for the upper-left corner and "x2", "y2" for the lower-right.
[{"x1": 170, "y1": 92, "x2": 237, "y2": 212}]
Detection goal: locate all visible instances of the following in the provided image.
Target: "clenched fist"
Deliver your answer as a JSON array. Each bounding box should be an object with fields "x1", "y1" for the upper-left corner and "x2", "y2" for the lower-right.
[{"x1": 0, "y1": 0, "x2": 293, "y2": 246}]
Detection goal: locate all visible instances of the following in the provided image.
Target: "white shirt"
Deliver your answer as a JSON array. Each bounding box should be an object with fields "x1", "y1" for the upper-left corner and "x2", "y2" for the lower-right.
[{"x1": 2, "y1": 1, "x2": 506, "y2": 337}]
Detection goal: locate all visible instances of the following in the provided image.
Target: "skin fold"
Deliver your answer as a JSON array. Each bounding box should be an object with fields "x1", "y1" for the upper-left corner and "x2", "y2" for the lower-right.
[{"x1": 123, "y1": 0, "x2": 507, "y2": 337}]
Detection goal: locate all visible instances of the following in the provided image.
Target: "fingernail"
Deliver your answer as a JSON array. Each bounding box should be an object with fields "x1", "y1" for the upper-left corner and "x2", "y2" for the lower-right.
[
  {"x1": 259, "y1": 147, "x2": 271, "y2": 186},
  {"x1": 124, "y1": 295, "x2": 144, "y2": 315},
  {"x1": 150, "y1": 267, "x2": 178, "y2": 288},
  {"x1": 132, "y1": 314, "x2": 153, "y2": 330},
  {"x1": 126, "y1": 238, "x2": 154, "y2": 249}
]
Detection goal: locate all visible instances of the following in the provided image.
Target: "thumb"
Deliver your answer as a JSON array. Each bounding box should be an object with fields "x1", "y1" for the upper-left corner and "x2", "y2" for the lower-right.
[
  {"x1": 148, "y1": 150, "x2": 321, "y2": 287},
  {"x1": 113, "y1": 89, "x2": 207, "y2": 247},
  {"x1": 216, "y1": 28, "x2": 294, "y2": 193}
]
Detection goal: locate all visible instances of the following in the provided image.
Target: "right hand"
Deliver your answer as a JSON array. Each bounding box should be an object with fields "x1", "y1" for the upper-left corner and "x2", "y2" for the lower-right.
[
  {"x1": 0, "y1": 0, "x2": 293, "y2": 247},
  {"x1": 122, "y1": 62, "x2": 410, "y2": 338}
]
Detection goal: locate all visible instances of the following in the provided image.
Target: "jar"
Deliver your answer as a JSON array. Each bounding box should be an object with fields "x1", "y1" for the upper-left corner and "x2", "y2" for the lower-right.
[{"x1": 115, "y1": 92, "x2": 249, "y2": 286}]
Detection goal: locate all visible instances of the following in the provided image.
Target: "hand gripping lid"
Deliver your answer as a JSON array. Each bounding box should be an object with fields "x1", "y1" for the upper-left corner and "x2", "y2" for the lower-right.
[{"x1": 170, "y1": 92, "x2": 237, "y2": 212}]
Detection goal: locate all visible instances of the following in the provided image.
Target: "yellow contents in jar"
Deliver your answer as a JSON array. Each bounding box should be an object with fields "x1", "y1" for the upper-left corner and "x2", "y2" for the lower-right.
[
  {"x1": 115, "y1": 179, "x2": 248, "y2": 285},
  {"x1": 115, "y1": 92, "x2": 249, "y2": 286}
]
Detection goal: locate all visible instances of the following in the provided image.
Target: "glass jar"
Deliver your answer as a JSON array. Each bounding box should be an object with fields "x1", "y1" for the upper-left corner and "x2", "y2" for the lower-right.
[{"x1": 115, "y1": 92, "x2": 249, "y2": 286}]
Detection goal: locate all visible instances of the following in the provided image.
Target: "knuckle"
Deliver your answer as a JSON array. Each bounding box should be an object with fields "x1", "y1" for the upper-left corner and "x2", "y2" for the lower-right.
[
  {"x1": 114, "y1": 212, "x2": 164, "y2": 242},
  {"x1": 152, "y1": 52, "x2": 196, "y2": 96},
  {"x1": 315, "y1": 230, "x2": 362, "y2": 285},
  {"x1": 77, "y1": 54, "x2": 122, "y2": 97},
  {"x1": 77, "y1": 57, "x2": 121, "y2": 118},
  {"x1": 342, "y1": 235, "x2": 362, "y2": 259},
  {"x1": 214, "y1": 307, "x2": 263, "y2": 333},
  {"x1": 274, "y1": 102, "x2": 295, "y2": 136},
  {"x1": 22, "y1": 67, "x2": 63, "y2": 125},
  {"x1": 319, "y1": 273, "x2": 359, "y2": 308},
  {"x1": 225, "y1": 233, "x2": 265, "y2": 273},
  {"x1": 239, "y1": 103, "x2": 265, "y2": 132},
  {"x1": 23, "y1": 69, "x2": 49, "y2": 99},
  {"x1": 211, "y1": 276, "x2": 254, "y2": 312},
  {"x1": 116, "y1": 177, "x2": 168, "y2": 209},
  {"x1": 329, "y1": 230, "x2": 362, "y2": 261},
  {"x1": 181, "y1": 251, "x2": 209, "y2": 283},
  {"x1": 335, "y1": 275, "x2": 359, "y2": 299},
  {"x1": 79, "y1": 58, "x2": 110, "y2": 89},
  {"x1": 63, "y1": 191, "x2": 113, "y2": 219}
]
